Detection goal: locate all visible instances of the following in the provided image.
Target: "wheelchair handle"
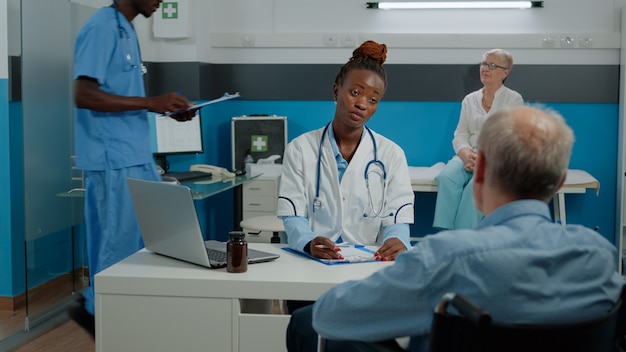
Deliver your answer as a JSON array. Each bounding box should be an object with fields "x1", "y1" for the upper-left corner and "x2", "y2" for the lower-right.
[{"x1": 436, "y1": 292, "x2": 492, "y2": 328}]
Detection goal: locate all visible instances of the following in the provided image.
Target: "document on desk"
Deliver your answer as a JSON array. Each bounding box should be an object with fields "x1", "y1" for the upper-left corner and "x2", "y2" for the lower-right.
[
  {"x1": 282, "y1": 245, "x2": 378, "y2": 265},
  {"x1": 163, "y1": 92, "x2": 241, "y2": 116}
]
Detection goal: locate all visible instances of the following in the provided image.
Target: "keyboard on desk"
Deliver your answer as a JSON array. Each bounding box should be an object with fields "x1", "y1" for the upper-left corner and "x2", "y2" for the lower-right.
[
  {"x1": 207, "y1": 248, "x2": 227, "y2": 265},
  {"x1": 162, "y1": 170, "x2": 212, "y2": 182}
]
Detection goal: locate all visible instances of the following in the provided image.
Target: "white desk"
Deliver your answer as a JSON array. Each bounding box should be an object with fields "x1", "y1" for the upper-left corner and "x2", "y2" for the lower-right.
[
  {"x1": 409, "y1": 164, "x2": 600, "y2": 225},
  {"x1": 95, "y1": 244, "x2": 391, "y2": 352}
]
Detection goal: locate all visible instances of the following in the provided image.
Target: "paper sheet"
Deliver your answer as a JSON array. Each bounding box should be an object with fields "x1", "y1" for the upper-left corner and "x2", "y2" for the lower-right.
[
  {"x1": 163, "y1": 92, "x2": 241, "y2": 116},
  {"x1": 320, "y1": 245, "x2": 377, "y2": 263}
]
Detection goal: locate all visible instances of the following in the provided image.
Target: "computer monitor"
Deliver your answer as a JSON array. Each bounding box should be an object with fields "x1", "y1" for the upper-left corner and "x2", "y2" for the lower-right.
[{"x1": 148, "y1": 111, "x2": 204, "y2": 172}]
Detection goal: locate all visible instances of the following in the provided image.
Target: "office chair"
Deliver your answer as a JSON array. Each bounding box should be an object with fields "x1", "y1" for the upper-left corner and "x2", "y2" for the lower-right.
[{"x1": 429, "y1": 289, "x2": 626, "y2": 352}]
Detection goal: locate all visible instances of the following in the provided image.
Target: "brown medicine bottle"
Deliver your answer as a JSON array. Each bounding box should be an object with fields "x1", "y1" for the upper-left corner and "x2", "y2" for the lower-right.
[{"x1": 227, "y1": 231, "x2": 248, "y2": 273}]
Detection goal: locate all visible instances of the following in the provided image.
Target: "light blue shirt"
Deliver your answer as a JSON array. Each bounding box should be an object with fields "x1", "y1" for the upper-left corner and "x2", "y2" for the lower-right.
[
  {"x1": 282, "y1": 126, "x2": 410, "y2": 252},
  {"x1": 73, "y1": 7, "x2": 152, "y2": 170},
  {"x1": 329, "y1": 126, "x2": 349, "y2": 182},
  {"x1": 312, "y1": 199, "x2": 624, "y2": 351}
]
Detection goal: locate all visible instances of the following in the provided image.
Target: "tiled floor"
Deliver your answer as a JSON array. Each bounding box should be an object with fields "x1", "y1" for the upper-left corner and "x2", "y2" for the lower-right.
[
  {"x1": 13, "y1": 319, "x2": 94, "y2": 352},
  {"x1": 0, "y1": 272, "x2": 93, "y2": 352},
  {"x1": 0, "y1": 310, "x2": 27, "y2": 341},
  {"x1": 4, "y1": 299, "x2": 284, "y2": 351}
]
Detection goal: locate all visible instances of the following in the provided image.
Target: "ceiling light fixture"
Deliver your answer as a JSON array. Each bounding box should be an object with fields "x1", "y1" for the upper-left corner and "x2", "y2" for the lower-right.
[{"x1": 366, "y1": 1, "x2": 543, "y2": 9}]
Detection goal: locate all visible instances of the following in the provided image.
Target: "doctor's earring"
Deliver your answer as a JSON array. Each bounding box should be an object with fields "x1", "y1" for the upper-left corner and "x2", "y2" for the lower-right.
[{"x1": 333, "y1": 100, "x2": 337, "y2": 106}]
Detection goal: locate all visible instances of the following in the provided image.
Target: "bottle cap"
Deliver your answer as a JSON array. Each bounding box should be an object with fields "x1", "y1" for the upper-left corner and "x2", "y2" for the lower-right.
[{"x1": 229, "y1": 231, "x2": 246, "y2": 241}]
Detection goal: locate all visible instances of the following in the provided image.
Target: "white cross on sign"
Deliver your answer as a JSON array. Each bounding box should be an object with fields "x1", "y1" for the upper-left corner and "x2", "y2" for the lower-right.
[
  {"x1": 251, "y1": 135, "x2": 268, "y2": 152},
  {"x1": 162, "y1": 2, "x2": 178, "y2": 19}
]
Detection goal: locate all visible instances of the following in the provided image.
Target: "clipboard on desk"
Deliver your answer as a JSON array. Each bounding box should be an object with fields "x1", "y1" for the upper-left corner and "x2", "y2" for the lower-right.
[
  {"x1": 164, "y1": 92, "x2": 241, "y2": 116},
  {"x1": 282, "y1": 245, "x2": 378, "y2": 265}
]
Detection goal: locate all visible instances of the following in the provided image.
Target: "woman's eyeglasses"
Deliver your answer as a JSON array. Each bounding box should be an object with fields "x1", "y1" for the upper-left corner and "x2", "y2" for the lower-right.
[{"x1": 479, "y1": 62, "x2": 508, "y2": 70}]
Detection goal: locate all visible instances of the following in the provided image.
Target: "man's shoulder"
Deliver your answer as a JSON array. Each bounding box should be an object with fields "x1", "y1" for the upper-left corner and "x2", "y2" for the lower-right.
[
  {"x1": 423, "y1": 219, "x2": 615, "y2": 256},
  {"x1": 84, "y1": 7, "x2": 114, "y2": 24},
  {"x1": 78, "y1": 7, "x2": 115, "y2": 37},
  {"x1": 562, "y1": 223, "x2": 616, "y2": 248},
  {"x1": 418, "y1": 227, "x2": 498, "y2": 259}
]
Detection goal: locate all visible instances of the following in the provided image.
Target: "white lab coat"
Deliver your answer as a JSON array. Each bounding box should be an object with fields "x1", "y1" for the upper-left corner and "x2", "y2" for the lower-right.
[{"x1": 277, "y1": 124, "x2": 414, "y2": 246}]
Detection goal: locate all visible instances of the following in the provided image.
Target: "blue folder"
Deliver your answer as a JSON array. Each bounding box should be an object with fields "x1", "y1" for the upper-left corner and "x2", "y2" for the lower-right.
[{"x1": 281, "y1": 245, "x2": 378, "y2": 265}]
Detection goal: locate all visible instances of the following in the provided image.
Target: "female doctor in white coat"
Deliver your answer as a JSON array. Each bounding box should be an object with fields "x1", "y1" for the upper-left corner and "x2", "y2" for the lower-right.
[{"x1": 277, "y1": 40, "x2": 414, "y2": 263}]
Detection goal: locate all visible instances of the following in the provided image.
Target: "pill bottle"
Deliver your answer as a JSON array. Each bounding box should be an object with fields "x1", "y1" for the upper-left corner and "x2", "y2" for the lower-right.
[{"x1": 227, "y1": 231, "x2": 248, "y2": 273}]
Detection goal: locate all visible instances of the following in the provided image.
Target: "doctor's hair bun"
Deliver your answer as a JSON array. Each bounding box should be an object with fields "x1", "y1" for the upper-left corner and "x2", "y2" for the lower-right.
[
  {"x1": 334, "y1": 40, "x2": 388, "y2": 90},
  {"x1": 351, "y1": 40, "x2": 387, "y2": 66}
]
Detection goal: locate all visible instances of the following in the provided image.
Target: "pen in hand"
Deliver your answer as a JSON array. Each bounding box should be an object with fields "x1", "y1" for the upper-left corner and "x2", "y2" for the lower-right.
[
  {"x1": 314, "y1": 245, "x2": 340, "y2": 252},
  {"x1": 314, "y1": 243, "x2": 351, "y2": 250},
  {"x1": 313, "y1": 244, "x2": 344, "y2": 259}
]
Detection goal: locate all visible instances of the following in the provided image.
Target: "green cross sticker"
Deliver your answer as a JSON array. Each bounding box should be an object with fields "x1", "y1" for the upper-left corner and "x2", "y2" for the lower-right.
[
  {"x1": 251, "y1": 135, "x2": 268, "y2": 152},
  {"x1": 161, "y1": 2, "x2": 178, "y2": 19}
]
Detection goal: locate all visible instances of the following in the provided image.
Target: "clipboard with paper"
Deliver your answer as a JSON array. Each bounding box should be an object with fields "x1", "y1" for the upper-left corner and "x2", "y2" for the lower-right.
[
  {"x1": 164, "y1": 92, "x2": 241, "y2": 116},
  {"x1": 282, "y1": 244, "x2": 378, "y2": 265}
]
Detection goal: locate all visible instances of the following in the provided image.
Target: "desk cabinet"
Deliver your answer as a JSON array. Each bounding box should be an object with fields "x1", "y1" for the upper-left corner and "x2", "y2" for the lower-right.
[
  {"x1": 239, "y1": 304, "x2": 291, "y2": 352},
  {"x1": 242, "y1": 175, "x2": 281, "y2": 243},
  {"x1": 95, "y1": 245, "x2": 393, "y2": 352},
  {"x1": 97, "y1": 293, "x2": 290, "y2": 352},
  {"x1": 98, "y1": 294, "x2": 232, "y2": 351}
]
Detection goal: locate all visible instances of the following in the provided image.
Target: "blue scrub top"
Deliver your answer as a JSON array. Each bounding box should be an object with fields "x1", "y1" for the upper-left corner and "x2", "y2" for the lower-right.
[{"x1": 73, "y1": 7, "x2": 152, "y2": 170}]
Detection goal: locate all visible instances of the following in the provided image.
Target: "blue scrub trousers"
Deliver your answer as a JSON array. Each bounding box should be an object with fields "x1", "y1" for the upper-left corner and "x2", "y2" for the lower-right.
[
  {"x1": 82, "y1": 163, "x2": 160, "y2": 315},
  {"x1": 433, "y1": 160, "x2": 482, "y2": 230}
]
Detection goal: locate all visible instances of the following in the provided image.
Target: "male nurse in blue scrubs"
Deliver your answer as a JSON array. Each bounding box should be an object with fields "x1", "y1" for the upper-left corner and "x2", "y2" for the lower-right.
[{"x1": 68, "y1": 0, "x2": 196, "y2": 337}]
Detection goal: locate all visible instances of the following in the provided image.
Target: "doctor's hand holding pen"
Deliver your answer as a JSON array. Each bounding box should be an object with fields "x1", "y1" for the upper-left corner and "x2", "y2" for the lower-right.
[
  {"x1": 310, "y1": 236, "x2": 406, "y2": 261},
  {"x1": 310, "y1": 237, "x2": 345, "y2": 260}
]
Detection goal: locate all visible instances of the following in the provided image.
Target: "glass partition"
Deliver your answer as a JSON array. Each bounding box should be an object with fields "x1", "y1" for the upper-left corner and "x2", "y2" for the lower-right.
[
  {"x1": 0, "y1": 0, "x2": 26, "y2": 344},
  {"x1": 0, "y1": 0, "x2": 90, "y2": 347},
  {"x1": 21, "y1": 0, "x2": 81, "y2": 321}
]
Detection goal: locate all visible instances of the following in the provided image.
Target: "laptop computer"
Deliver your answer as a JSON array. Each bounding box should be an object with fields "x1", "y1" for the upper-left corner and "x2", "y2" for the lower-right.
[{"x1": 126, "y1": 177, "x2": 280, "y2": 269}]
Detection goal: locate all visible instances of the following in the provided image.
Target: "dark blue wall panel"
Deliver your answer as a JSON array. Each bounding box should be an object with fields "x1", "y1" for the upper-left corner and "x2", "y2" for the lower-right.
[{"x1": 166, "y1": 100, "x2": 618, "y2": 245}]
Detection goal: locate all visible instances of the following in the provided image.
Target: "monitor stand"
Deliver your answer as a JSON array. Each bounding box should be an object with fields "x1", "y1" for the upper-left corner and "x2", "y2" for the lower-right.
[{"x1": 155, "y1": 155, "x2": 168, "y2": 173}]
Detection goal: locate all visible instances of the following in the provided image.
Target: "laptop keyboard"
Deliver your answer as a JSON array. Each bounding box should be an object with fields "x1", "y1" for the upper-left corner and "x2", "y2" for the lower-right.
[
  {"x1": 204, "y1": 240, "x2": 279, "y2": 266},
  {"x1": 207, "y1": 248, "x2": 227, "y2": 264}
]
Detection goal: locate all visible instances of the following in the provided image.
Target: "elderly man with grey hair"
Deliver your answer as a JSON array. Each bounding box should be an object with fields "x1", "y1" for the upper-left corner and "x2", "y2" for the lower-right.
[{"x1": 286, "y1": 106, "x2": 625, "y2": 352}]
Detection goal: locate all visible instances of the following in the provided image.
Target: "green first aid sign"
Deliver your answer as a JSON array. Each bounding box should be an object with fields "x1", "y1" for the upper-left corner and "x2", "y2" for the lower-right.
[
  {"x1": 251, "y1": 135, "x2": 268, "y2": 152},
  {"x1": 161, "y1": 2, "x2": 179, "y2": 19}
]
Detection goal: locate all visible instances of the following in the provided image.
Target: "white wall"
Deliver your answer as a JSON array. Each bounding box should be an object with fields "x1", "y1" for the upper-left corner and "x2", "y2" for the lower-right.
[
  {"x1": 7, "y1": 0, "x2": 18, "y2": 58},
  {"x1": 0, "y1": 0, "x2": 6, "y2": 78},
  {"x1": 71, "y1": 0, "x2": 108, "y2": 7},
  {"x1": 130, "y1": 0, "x2": 624, "y2": 65}
]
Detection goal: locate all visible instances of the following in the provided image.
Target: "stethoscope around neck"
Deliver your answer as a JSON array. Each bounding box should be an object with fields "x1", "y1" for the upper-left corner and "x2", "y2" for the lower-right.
[
  {"x1": 113, "y1": 1, "x2": 146, "y2": 74},
  {"x1": 313, "y1": 123, "x2": 392, "y2": 218}
]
